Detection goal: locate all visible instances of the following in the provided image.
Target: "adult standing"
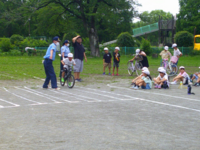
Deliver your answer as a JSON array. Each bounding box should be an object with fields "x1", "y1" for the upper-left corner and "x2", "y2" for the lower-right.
[
  {"x1": 60, "y1": 40, "x2": 70, "y2": 77},
  {"x1": 43, "y1": 36, "x2": 60, "y2": 89},
  {"x1": 130, "y1": 49, "x2": 149, "y2": 68},
  {"x1": 72, "y1": 35, "x2": 87, "y2": 82}
]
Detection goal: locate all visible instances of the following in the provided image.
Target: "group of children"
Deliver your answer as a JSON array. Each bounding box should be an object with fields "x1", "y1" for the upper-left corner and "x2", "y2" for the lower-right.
[
  {"x1": 103, "y1": 47, "x2": 120, "y2": 76},
  {"x1": 102, "y1": 43, "x2": 199, "y2": 90}
]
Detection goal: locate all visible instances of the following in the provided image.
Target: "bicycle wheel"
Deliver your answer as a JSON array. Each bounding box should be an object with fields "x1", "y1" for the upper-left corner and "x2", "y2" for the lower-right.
[
  {"x1": 67, "y1": 74, "x2": 75, "y2": 88},
  {"x1": 127, "y1": 61, "x2": 134, "y2": 76},
  {"x1": 135, "y1": 62, "x2": 143, "y2": 76},
  {"x1": 167, "y1": 64, "x2": 177, "y2": 76}
]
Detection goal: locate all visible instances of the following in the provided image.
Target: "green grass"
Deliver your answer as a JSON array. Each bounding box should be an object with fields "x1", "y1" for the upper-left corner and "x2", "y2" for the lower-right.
[{"x1": 0, "y1": 55, "x2": 200, "y2": 81}]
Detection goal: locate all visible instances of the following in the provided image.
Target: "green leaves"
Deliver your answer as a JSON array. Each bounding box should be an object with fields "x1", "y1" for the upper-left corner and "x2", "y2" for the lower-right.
[{"x1": 175, "y1": 31, "x2": 194, "y2": 47}]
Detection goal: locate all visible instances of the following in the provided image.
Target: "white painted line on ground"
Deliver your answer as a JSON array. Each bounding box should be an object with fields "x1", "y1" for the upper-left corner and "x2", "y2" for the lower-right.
[
  {"x1": 24, "y1": 86, "x2": 76, "y2": 103},
  {"x1": 14, "y1": 86, "x2": 60, "y2": 103},
  {"x1": 60, "y1": 90, "x2": 102, "y2": 102},
  {"x1": 74, "y1": 88, "x2": 124, "y2": 101},
  {"x1": 3, "y1": 87, "x2": 44, "y2": 105},
  {"x1": 0, "y1": 98, "x2": 20, "y2": 107},
  {"x1": 77, "y1": 86, "x2": 139, "y2": 100},
  {"x1": 0, "y1": 105, "x2": 4, "y2": 108},
  {"x1": 107, "y1": 84, "x2": 200, "y2": 102}
]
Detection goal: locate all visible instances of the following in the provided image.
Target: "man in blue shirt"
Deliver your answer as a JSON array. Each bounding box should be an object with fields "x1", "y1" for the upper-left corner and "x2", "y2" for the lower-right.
[{"x1": 43, "y1": 36, "x2": 60, "y2": 89}]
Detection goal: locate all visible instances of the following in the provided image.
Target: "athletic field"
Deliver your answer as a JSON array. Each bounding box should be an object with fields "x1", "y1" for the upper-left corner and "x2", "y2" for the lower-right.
[{"x1": 0, "y1": 77, "x2": 200, "y2": 149}]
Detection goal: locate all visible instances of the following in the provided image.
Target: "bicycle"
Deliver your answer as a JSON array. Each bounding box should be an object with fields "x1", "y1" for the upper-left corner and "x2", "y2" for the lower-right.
[
  {"x1": 60, "y1": 65, "x2": 75, "y2": 88},
  {"x1": 127, "y1": 55, "x2": 143, "y2": 76},
  {"x1": 161, "y1": 56, "x2": 178, "y2": 76}
]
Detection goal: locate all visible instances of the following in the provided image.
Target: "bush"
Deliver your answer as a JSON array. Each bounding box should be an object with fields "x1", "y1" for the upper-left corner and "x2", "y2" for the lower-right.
[
  {"x1": 140, "y1": 38, "x2": 151, "y2": 55},
  {"x1": 175, "y1": 31, "x2": 193, "y2": 47},
  {"x1": 10, "y1": 34, "x2": 24, "y2": 47},
  {"x1": 0, "y1": 38, "x2": 12, "y2": 52},
  {"x1": 20, "y1": 38, "x2": 48, "y2": 48},
  {"x1": 117, "y1": 32, "x2": 136, "y2": 47},
  {"x1": 9, "y1": 50, "x2": 22, "y2": 56}
]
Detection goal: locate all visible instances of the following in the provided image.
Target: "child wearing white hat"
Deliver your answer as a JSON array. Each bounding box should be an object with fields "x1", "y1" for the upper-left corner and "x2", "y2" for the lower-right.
[
  {"x1": 132, "y1": 69, "x2": 152, "y2": 90},
  {"x1": 130, "y1": 49, "x2": 149, "y2": 68},
  {"x1": 171, "y1": 66, "x2": 190, "y2": 85},
  {"x1": 153, "y1": 67, "x2": 169, "y2": 89},
  {"x1": 112, "y1": 47, "x2": 120, "y2": 76},
  {"x1": 131, "y1": 67, "x2": 149, "y2": 86},
  {"x1": 103, "y1": 47, "x2": 112, "y2": 75},
  {"x1": 160, "y1": 46, "x2": 171, "y2": 61},
  {"x1": 61, "y1": 53, "x2": 76, "y2": 83},
  {"x1": 172, "y1": 43, "x2": 182, "y2": 65}
]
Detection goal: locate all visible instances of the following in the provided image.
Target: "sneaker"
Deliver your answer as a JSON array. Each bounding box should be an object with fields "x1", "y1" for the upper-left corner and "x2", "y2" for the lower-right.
[
  {"x1": 154, "y1": 85, "x2": 158, "y2": 89},
  {"x1": 102, "y1": 72, "x2": 105, "y2": 75},
  {"x1": 158, "y1": 85, "x2": 161, "y2": 89},
  {"x1": 78, "y1": 78, "x2": 82, "y2": 82},
  {"x1": 131, "y1": 85, "x2": 136, "y2": 89},
  {"x1": 134, "y1": 86, "x2": 139, "y2": 90},
  {"x1": 170, "y1": 81, "x2": 177, "y2": 85},
  {"x1": 112, "y1": 73, "x2": 114, "y2": 76},
  {"x1": 116, "y1": 73, "x2": 119, "y2": 76},
  {"x1": 61, "y1": 78, "x2": 64, "y2": 82},
  {"x1": 75, "y1": 79, "x2": 80, "y2": 82},
  {"x1": 109, "y1": 73, "x2": 111, "y2": 75}
]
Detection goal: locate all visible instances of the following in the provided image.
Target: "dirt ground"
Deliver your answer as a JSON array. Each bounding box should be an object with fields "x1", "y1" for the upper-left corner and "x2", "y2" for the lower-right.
[{"x1": 0, "y1": 77, "x2": 200, "y2": 150}]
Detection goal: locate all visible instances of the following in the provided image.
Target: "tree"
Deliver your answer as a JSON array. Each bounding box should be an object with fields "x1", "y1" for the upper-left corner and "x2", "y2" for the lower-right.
[
  {"x1": 116, "y1": 32, "x2": 136, "y2": 47},
  {"x1": 175, "y1": 31, "x2": 193, "y2": 47},
  {"x1": 35, "y1": 0, "x2": 137, "y2": 56},
  {"x1": 176, "y1": 0, "x2": 200, "y2": 34},
  {"x1": 140, "y1": 38, "x2": 151, "y2": 55}
]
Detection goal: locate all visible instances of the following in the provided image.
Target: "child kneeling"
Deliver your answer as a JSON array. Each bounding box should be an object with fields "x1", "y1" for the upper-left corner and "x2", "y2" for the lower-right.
[
  {"x1": 171, "y1": 66, "x2": 190, "y2": 85},
  {"x1": 132, "y1": 69, "x2": 152, "y2": 90},
  {"x1": 153, "y1": 67, "x2": 169, "y2": 89}
]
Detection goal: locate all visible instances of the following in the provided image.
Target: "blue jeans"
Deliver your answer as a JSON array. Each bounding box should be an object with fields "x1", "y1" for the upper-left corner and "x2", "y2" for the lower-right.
[
  {"x1": 43, "y1": 59, "x2": 57, "y2": 88},
  {"x1": 141, "y1": 83, "x2": 151, "y2": 89}
]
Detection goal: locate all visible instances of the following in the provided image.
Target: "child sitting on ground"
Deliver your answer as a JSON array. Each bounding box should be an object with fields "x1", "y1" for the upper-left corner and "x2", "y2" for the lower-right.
[
  {"x1": 171, "y1": 66, "x2": 190, "y2": 85},
  {"x1": 190, "y1": 69, "x2": 200, "y2": 86},
  {"x1": 132, "y1": 69, "x2": 152, "y2": 90},
  {"x1": 61, "y1": 53, "x2": 76, "y2": 82},
  {"x1": 112, "y1": 47, "x2": 120, "y2": 76},
  {"x1": 103, "y1": 47, "x2": 112, "y2": 75},
  {"x1": 153, "y1": 67, "x2": 169, "y2": 89},
  {"x1": 131, "y1": 67, "x2": 149, "y2": 86}
]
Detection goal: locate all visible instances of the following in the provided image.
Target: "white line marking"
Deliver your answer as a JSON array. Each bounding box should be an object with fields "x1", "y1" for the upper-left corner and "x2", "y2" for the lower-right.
[
  {"x1": 14, "y1": 86, "x2": 60, "y2": 103},
  {"x1": 24, "y1": 86, "x2": 77, "y2": 103},
  {"x1": 3, "y1": 87, "x2": 43, "y2": 104},
  {"x1": 107, "y1": 84, "x2": 200, "y2": 102},
  {"x1": 60, "y1": 90, "x2": 102, "y2": 102},
  {"x1": 74, "y1": 88, "x2": 124, "y2": 100},
  {"x1": 0, "y1": 105, "x2": 4, "y2": 108},
  {"x1": 0, "y1": 98, "x2": 20, "y2": 107}
]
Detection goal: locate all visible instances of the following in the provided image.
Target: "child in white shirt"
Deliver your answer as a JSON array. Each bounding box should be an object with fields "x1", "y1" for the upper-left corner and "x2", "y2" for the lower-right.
[
  {"x1": 171, "y1": 66, "x2": 189, "y2": 85},
  {"x1": 153, "y1": 67, "x2": 169, "y2": 89},
  {"x1": 61, "y1": 53, "x2": 76, "y2": 82}
]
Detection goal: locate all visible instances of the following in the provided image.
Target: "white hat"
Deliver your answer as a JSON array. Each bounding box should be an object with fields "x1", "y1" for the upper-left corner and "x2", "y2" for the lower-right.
[
  {"x1": 115, "y1": 47, "x2": 120, "y2": 51},
  {"x1": 142, "y1": 67, "x2": 148, "y2": 71},
  {"x1": 172, "y1": 43, "x2": 177, "y2": 48},
  {"x1": 164, "y1": 46, "x2": 169, "y2": 50},
  {"x1": 68, "y1": 53, "x2": 73, "y2": 57},
  {"x1": 159, "y1": 68, "x2": 166, "y2": 74},
  {"x1": 104, "y1": 47, "x2": 108, "y2": 51},
  {"x1": 142, "y1": 69, "x2": 150, "y2": 75},
  {"x1": 158, "y1": 67, "x2": 164, "y2": 72},
  {"x1": 136, "y1": 49, "x2": 140, "y2": 55},
  {"x1": 179, "y1": 66, "x2": 185, "y2": 69}
]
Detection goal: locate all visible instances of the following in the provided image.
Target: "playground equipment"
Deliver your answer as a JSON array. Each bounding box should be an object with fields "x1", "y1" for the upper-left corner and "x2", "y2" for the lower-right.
[{"x1": 194, "y1": 35, "x2": 200, "y2": 50}]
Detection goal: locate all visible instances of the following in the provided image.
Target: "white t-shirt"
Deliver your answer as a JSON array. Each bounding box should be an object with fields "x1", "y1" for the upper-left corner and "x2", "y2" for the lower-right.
[
  {"x1": 178, "y1": 72, "x2": 189, "y2": 78},
  {"x1": 157, "y1": 74, "x2": 168, "y2": 80},
  {"x1": 63, "y1": 58, "x2": 75, "y2": 69},
  {"x1": 173, "y1": 49, "x2": 182, "y2": 57}
]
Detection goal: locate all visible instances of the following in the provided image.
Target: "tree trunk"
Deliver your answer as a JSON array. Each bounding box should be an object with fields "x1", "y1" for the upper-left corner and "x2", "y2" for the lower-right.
[{"x1": 88, "y1": 28, "x2": 100, "y2": 57}]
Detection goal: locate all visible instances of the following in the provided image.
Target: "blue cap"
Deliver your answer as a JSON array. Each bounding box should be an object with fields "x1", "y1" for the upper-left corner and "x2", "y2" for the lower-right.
[
  {"x1": 53, "y1": 36, "x2": 60, "y2": 41},
  {"x1": 64, "y1": 40, "x2": 69, "y2": 44}
]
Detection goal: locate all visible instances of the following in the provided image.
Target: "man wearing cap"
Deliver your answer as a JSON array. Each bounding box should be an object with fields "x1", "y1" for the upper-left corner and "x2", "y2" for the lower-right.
[
  {"x1": 43, "y1": 36, "x2": 60, "y2": 89},
  {"x1": 72, "y1": 35, "x2": 87, "y2": 82},
  {"x1": 60, "y1": 40, "x2": 70, "y2": 77}
]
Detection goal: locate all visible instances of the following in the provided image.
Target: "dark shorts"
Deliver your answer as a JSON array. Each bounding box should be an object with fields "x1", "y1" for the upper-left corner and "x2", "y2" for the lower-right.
[{"x1": 113, "y1": 62, "x2": 119, "y2": 68}]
